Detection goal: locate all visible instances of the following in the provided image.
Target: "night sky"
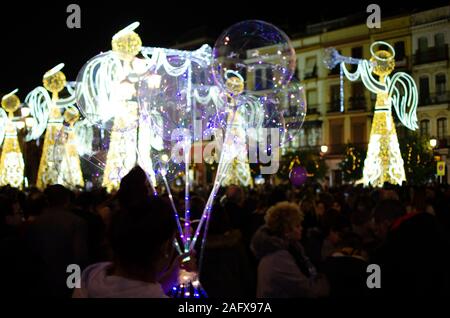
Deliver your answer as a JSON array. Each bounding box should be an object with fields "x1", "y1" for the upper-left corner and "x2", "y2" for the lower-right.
[{"x1": 0, "y1": 0, "x2": 448, "y2": 96}]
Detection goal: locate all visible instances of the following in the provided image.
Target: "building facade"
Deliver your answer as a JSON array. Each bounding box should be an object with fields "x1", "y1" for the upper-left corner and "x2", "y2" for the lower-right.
[{"x1": 291, "y1": 6, "x2": 449, "y2": 185}]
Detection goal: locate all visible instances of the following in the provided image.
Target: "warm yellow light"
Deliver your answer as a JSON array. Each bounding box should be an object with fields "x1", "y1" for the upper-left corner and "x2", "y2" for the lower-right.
[
  {"x1": 147, "y1": 74, "x2": 162, "y2": 89},
  {"x1": 15, "y1": 121, "x2": 25, "y2": 130},
  {"x1": 25, "y1": 117, "x2": 35, "y2": 128},
  {"x1": 429, "y1": 138, "x2": 437, "y2": 148},
  {"x1": 161, "y1": 154, "x2": 169, "y2": 162},
  {"x1": 321, "y1": 145, "x2": 328, "y2": 153},
  {"x1": 21, "y1": 107, "x2": 30, "y2": 117}
]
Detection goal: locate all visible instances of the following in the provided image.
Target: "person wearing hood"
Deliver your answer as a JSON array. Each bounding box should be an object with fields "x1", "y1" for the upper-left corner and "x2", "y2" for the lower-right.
[
  {"x1": 73, "y1": 193, "x2": 195, "y2": 298},
  {"x1": 251, "y1": 201, "x2": 329, "y2": 298}
]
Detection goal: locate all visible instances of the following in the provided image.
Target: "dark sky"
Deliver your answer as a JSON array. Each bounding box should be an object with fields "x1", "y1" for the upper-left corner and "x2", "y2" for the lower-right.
[{"x1": 1, "y1": 0, "x2": 448, "y2": 96}]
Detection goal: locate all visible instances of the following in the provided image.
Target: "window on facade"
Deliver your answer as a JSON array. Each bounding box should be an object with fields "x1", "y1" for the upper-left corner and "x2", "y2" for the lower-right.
[
  {"x1": 419, "y1": 76, "x2": 430, "y2": 105},
  {"x1": 330, "y1": 85, "x2": 340, "y2": 110},
  {"x1": 418, "y1": 37, "x2": 428, "y2": 52},
  {"x1": 436, "y1": 73, "x2": 446, "y2": 96},
  {"x1": 255, "y1": 69, "x2": 264, "y2": 90},
  {"x1": 437, "y1": 118, "x2": 447, "y2": 139},
  {"x1": 435, "y1": 33, "x2": 445, "y2": 48},
  {"x1": 351, "y1": 122, "x2": 366, "y2": 144},
  {"x1": 350, "y1": 47, "x2": 363, "y2": 72},
  {"x1": 330, "y1": 122, "x2": 344, "y2": 145},
  {"x1": 306, "y1": 89, "x2": 318, "y2": 111},
  {"x1": 304, "y1": 57, "x2": 317, "y2": 79},
  {"x1": 350, "y1": 82, "x2": 365, "y2": 110},
  {"x1": 266, "y1": 68, "x2": 273, "y2": 89},
  {"x1": 420, "y1": 119, "x2": 430, "y2": 136},
  {"x1": 394, "y1": 41, "x2": 405, "y2": 60}
]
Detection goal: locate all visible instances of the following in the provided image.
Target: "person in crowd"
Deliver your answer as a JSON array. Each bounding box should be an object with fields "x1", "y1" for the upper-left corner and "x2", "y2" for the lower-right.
[
  {"x1": 372, "y1": 198, "x2": 450, "y2": 298},
  {"x1": 25, "y1": 184, "x2": 88, "y2": 298},
  {"x1": 251, "y1": 201, "x2": 329, "y2": 298},
  {"x1": 73, "y1": 195, "x2": 195, "y2": 298},
  {"x1": 200, "y1": 203, "x2": 254, "y2": 297},
  {"x1": 321, "y1": 231, "x2": 371, "y2": 300}
]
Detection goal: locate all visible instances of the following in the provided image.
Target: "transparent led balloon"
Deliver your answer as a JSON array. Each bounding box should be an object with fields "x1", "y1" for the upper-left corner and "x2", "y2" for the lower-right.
[
  {"x1": 137, "y1": 54, "x2": 227, "y2": 184},
  {"x1": 212, "y1": 20, "x2": 296, "y2": 97}
]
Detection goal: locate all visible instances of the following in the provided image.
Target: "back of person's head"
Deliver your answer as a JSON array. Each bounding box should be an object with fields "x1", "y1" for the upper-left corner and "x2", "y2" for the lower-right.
[
  {"x1": 373, "y1": 199, "x2": 406, "y2": 224},
  {"x1": 268, "y1": 187, "x2": 287, "y2": 206},
  {"x1": 109, "y1": 196, "x2": 176, "y2": 274},
  {"x1": 225, "y1": 185, "x2": 244, "y2": 205},
  {"x1": 0, "y1": 194, "x2": 14, "y2": 226},
  {"x1": 44, "y1": 184, "x2": 71, "y2": 208},
  {"x1": 117, "y1": 166, "x2": 150, "y2": 209},
  {"x1": 208, "y1": 203, "x2": 232, "y2": 236},
  {"x1": 24, "y1": 192, "x2": 46, "y2": 218},
  {"x1": 190, "y1": 196, "x2": 205, "y2": 221},
  {"x1": 264, "y1": 201, "x2": 303, "y2": 237}
]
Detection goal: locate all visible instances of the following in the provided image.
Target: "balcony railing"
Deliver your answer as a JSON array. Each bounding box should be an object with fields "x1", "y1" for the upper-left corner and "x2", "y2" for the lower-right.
[
  {"x1": 436, "y1": 136, "x2": 450, "y2": 149},
  {"x1": 326, "y1": 143, "x2": 368, "y2": 155},
  {"x1": 303, "y1": 68, "x2": 318, "y2": 80},
  {"x1": 306, "y1": 104, "x2": 319, "y2": 115},
  {"x1": 413, "y1": 45, "x2": 449, "y2": 65},
  {"x1": 328, "y1": 66, "x2": 340, "y2": 76},
  {"x1": 395, "y1": 56, "x2": 408, "y2": 68},
  {"x1": 328, "y1": 101, "x2": 342, "y2": 113},
  {"x1": 419, "y1": 91, "x2": 450, "y2": 106}
]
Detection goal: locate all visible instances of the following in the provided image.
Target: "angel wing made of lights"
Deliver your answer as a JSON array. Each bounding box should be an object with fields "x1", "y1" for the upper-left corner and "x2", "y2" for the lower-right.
[
  {"x1": 25, "y1": 83, "x2": 79, "y2": 142},
  {"x1": 75, "y1": 52, "x2": 124, "y2": 125},
  {"x1": 386, "y1": 72, "x2": 419, "y2": 131}
]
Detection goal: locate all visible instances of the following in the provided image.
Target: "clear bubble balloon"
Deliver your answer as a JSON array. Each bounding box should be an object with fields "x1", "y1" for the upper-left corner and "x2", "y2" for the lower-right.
[
  {"x1": 212, "y1": 20, "x2": 296, "y2": 97},
  {"x1": 137, "y1": 48, "x2": 227, "y2": 183}
]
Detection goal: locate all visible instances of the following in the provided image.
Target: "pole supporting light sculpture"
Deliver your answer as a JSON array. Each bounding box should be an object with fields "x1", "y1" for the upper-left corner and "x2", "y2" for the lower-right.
[
  {"x1": 0, "y1": 89, "x2": 25, "y2": 189},
  {"x1": 324, "y1": 41, "x2": 418, "y2": 187}
]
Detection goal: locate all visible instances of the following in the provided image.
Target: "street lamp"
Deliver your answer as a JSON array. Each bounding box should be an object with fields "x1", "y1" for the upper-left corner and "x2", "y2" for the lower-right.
[
  {"x1": 320, "y1": 145, "x2": 328, "y2": 154},
  {"x1": 429, "y1": 138, "x2": 437, "y2": 148}
]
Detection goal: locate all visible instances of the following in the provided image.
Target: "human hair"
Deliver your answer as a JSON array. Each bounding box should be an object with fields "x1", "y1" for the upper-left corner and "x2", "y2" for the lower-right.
[
  {"x1": 373, "y1": 199, "x2": 406, "y2": 224},
  {"x1": 264, "y1": 201, "x2": 303, "y2": 237},
  {"x1": 44, "y1": 184, "x2": 71, "y2": 208},
  {"x1": 116, "y1": 166, "x2": 150, "y2": 209},
  {"x1": 108, "y1": 196, "x2": 176, "y2": 274}
]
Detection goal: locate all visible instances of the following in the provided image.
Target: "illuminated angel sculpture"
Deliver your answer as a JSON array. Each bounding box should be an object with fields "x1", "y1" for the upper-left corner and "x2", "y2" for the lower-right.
[
  {"x1": 26, "y1": 63, "x2": 81, "y2": 190},
  {"x1": 220, "y1": 71, "x2": 258, "y2": 188},
  {"x1": 76, "y1": 22, "x2": 160, "y2": 192},
  {"x1": 0, "y1": 89, "x2": 25, "y2": 188},
  {"x1": 51, "y1": 105, "x2": 85, "y2": 190},
  {"x1": 324, "y1": 41, "x2": 418, "y2": 186}
]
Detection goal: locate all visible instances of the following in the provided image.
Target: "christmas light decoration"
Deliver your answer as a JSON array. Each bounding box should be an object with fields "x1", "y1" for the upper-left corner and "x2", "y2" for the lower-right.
[
  {"x1": 26, "y1": 63, "x2": 78, "y2": 190},
  {"x1": 324, "y1": 41, "x2": 418, "y2": 187},
  {"x1": 52, "y1": 106, "x2": 85, "y2": 190},
  {"x1": 0, "y1": 89, "x2": 25, "y2": 188}
]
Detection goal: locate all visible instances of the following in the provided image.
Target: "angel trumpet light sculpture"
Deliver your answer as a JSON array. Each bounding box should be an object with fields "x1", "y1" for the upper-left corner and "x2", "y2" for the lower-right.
[
  {"x1": 76, "y1": 22, "x2": 159, "y2": 193},
  {"x1": 26, "y1": 63, "x2": 78, "y2": 190},
  {"x1": 324, "y1": 41, "x2": 418, "y2": 187},
  {"x1": 0, "y1": 89, "x2": 25, "y2": 188}
]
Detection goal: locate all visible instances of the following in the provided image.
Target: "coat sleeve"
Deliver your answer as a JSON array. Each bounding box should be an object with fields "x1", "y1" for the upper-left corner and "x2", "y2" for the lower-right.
[{"x1": 258, "y1": 250, "x2": 330, "y2": 298}]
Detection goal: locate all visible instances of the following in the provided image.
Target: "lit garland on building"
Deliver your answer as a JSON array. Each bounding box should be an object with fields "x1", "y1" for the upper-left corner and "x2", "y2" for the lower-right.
[{"x1": 0, "y1": 89, "x2": 25, "y2": 189}]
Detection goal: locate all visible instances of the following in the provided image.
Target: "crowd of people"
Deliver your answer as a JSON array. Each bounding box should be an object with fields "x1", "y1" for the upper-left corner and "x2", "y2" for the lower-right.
[{"x1": 1, "y1": 166, "x2": 449, "y2": 299}]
